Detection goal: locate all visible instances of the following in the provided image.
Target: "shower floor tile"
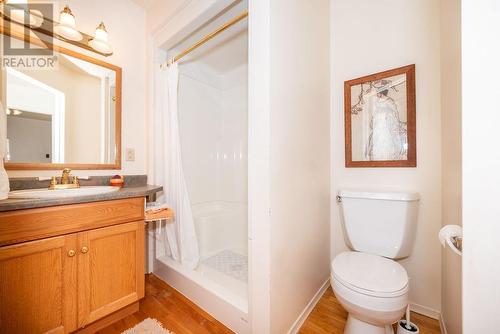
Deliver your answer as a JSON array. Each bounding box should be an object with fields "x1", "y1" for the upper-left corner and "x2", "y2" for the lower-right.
[{"x1": 201, "y1": 250, "x2": 248, "y2": 282}]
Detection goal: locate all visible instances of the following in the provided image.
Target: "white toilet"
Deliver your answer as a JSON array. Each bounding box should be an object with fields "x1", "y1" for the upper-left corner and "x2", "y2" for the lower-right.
[{"x1": 331, "y1": 190, "x2": 420, "y2": 334}]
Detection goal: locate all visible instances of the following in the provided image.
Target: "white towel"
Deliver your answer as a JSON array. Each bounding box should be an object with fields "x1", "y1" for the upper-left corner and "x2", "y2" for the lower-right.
[{"x1": 0, "y1": 101, "x2": 9, "y2": 200}]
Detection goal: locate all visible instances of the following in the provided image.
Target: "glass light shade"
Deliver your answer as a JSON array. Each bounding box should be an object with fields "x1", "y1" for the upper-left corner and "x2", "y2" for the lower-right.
[
  {"x1": 89, "y1": 23, "x2": 112, "y2": 55},
  {"x1": 6, "y1": 109, "x2": 22, "y2": 116},
  {"x1": 94, "y1": 26, "x2": 108, "y2": 42},
  {"x1": 54, "y1": 6, "x2": 82, "y2": 41},
  {"x1": 28, "y1": 9, "x2": 43, "y2": 28},
  {"x1": 59, "y1": 10, "x2": 75, "y2": 27},
  {"x1": 88, "y1": 38, "x2": 112, "y2": 55}
]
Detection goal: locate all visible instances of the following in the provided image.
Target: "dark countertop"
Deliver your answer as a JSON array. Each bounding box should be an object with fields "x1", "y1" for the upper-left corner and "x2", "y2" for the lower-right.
[{"x1": 0, "y1": 185, "x2": 163, "y2": 212}]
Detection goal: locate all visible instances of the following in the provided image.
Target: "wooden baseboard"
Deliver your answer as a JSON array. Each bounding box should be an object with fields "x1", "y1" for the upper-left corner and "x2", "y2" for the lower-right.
[
  {"x1": 287, "y1": 278, "x2": 330, "y2": 334},
  {"x1": 74, "y1": 302, "x2": 139, "y2": 334},
  {"x1": 439, "y1": 314, "x2": 448, "y2": 334},
  {"x1": 409, "y1": 303, "x2": 440, "y2": 320}
]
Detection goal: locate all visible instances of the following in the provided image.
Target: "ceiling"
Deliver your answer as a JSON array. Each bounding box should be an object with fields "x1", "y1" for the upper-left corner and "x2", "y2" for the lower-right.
[
  {"x1": 130, "y1": 0, "x2": 160, "y2": 9},
  {"x1": 170, "y1": 1, "x2": 248, "y2": 74},
  {"x1": 133, "y1": 0, "x2": 248, "y2": 74},
  {"x1": 181, "y1": 24, "x2": 247, "y2": 74}
]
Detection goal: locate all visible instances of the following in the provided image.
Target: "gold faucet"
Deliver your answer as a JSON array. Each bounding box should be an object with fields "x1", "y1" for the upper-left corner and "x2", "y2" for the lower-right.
[
  {"x1": 61, "y1": 168, "x2": 71, "y2": 184},
  {"x1": 48, "y1": 168, "x2": 80, "y2": 190}
]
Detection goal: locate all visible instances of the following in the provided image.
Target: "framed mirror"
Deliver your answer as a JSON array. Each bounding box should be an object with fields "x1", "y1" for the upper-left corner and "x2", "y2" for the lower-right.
[
  {"x1": 1, "y1": 29, "x2": 121, "y2": 170},
  {"x1": 344, "y1": 65, "x2": 416, "y2": 168}
]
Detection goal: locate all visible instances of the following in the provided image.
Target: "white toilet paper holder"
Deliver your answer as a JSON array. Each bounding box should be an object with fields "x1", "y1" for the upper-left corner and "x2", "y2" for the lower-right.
[
  {"x1": 439, "y1": 225, "x2": 462, "y2": 255},
  {"x1": 450, "y1": 236, "x2": 462, "y2": 252}
]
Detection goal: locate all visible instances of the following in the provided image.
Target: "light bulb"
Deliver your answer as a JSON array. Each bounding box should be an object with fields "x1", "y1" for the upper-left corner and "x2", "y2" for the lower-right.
[
  {"x1": 89, "y1": 22, "x2": 112, "y2": 55},
  {"x1": 6, "y1": 108, "x2": 22, "y2": 116},
  {"x1": 54, "y1": 6, "x2": 82, "y2": 41}
]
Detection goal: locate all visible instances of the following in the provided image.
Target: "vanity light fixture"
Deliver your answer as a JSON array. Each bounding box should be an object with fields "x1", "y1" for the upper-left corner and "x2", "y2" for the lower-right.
[
  {"x1": 1, "y1": 0, "x2": 44, "y2": 28},
  {"x1": 6, "y1": 108, "x2": 22, "y2": 116},
  {"x1": 54, "y1": 6, "x2": 82, "y2": 41},
  {"x1": 88, "y1": 22, "x2": 112, "y2": 55},
  {"x1": 1, "y1": 2, "x2": 113, "y2": 57}
]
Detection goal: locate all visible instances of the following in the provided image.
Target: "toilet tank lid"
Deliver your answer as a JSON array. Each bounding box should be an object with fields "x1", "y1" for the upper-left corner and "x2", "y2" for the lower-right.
[{"x1": 338, "y1": 190, "x2": 420, "y2": 202}]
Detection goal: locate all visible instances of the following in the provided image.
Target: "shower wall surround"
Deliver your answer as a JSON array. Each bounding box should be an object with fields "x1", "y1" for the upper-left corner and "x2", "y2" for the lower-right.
[
  {"x1": 178, "y1": 63, "x2": 248, "y2": 208},
  {"x1": 177, "y1": 62, "x2": 248, "y2": 255}
]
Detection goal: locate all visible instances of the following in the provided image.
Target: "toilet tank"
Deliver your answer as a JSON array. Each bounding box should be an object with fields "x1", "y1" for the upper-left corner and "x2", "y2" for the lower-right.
[{"x1": 338, "y1": 190, "x2": 420, "y2": 259}]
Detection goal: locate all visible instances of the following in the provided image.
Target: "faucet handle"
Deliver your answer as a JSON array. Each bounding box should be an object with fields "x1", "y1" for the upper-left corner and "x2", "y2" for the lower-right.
[
  {"x1": 49, "y1": 176, "x2": 58, "y2": 190},
  {"x1": 63, "y1": 168, "x2": 71, "y2": 174},
  {"x1": 72, "y1": 176, "x2": 80, "y2": 187}
]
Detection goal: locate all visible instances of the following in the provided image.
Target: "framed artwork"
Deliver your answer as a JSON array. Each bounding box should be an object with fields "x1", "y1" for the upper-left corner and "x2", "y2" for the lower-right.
[{"x1": 344, "y1": 64, "x2": 416, "y2": 167}]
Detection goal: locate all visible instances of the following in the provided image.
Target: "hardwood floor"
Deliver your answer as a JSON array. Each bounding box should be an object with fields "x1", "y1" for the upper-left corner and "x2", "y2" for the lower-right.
[
  {"x1": 99, "y1": 275, "x2": 440, "y2": 334},
  {"x1": 97, "y1": 274, "x2": 233, "y2": 334},
  {"x1": 299, "y1": 287, "x2": 441, "y2": 334}
]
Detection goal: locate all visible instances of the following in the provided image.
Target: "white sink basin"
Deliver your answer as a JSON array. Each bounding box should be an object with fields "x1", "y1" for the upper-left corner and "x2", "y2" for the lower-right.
[{"x1": 9, "y1": 186, "x2": 120, "y2": 199}]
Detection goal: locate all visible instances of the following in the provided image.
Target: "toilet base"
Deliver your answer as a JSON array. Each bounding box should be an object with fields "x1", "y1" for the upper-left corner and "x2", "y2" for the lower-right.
[{"x1": 344, "y1": 314, "x2": 394, "y2": 334}]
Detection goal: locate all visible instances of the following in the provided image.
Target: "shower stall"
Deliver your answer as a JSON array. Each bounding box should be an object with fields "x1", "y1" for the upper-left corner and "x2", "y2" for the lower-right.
[{"x1": 152, "y1": 3, "x2": 249, "y2": 333}]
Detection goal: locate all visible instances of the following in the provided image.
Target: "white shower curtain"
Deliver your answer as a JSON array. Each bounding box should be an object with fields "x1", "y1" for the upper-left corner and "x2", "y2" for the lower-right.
[
  {"x1": 152, "y1": 62, "x2": 199, "y2": 270},
  {"x1": 0, "y1": 101, "x2": 9, "y2": 200}
]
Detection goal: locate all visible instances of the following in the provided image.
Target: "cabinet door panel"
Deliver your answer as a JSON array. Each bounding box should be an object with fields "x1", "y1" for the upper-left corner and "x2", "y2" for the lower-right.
[
  {"x1": 0, "y1": 235, "x2": 77, "y2": 334},
  {"x1": 78, "y1": 221, "x2": 144, "y2": 327}
]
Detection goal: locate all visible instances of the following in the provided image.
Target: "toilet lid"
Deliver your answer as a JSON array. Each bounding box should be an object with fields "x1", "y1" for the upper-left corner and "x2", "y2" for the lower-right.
[{"x1": 332, "y1": 251, "x2": 408, "y2": 295}]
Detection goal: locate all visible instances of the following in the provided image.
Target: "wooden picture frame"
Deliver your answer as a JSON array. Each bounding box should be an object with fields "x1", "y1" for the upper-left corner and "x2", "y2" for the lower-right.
[{"x1": 344, "y1": 64, "x2": 416, "y2": 167}]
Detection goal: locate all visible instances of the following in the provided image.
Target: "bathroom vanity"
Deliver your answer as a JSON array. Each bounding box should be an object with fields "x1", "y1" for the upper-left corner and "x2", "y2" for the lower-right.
[
  {"x1": 0, "y1": 10, "x2": 163, "y2": 333},
  {"x1": 0, "y1": 181, "x2": 162, "y2": 334}
]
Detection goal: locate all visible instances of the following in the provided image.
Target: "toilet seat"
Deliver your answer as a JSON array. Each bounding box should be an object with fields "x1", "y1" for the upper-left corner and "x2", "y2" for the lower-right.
[{"x1": 332, "y1": 251, "x2": 408, "y2": 298}]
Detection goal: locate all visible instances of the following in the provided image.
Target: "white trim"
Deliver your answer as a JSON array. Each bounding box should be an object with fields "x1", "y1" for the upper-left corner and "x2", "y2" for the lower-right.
[
  {"x1": 409, "y1": 302, "x2": 440, "y2": 320},
  {"x1": 248, "y1": 0, "x2": 271, "y2": 333},
  {"x1": 99, "y1": 77, "x2": 106, "y2": 164},
  {"x1": 287, "y1": 278, "x2": 330, "y2": 334},
  {"x1": 439, "y1": 314, "x2": 448, "y2": 334},
  {"x1": 153, "y1": 258, "x2": 250, "y2": 334},
  {"x1": 52, "y1": 93, "x2": 65, "y2": 163}
]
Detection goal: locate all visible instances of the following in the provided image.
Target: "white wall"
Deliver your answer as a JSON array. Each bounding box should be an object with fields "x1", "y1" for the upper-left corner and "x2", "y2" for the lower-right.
[
  {"x1": 462, "y1": 0, "x2": 500, "y2": 332},
  {"x1": 248, "y1": 1, "x2": 330, "y2": 332},
  {"x1": 248, "y1": 0, "x2": 271, "y2": 331},
  {"x1": 6, "y1": 0, "x2": 147, "y2": 177},
  {"x1": 330, "y1": 0, "x2": 443, "y2": 315},
  {"x1": 145, "y1": 0, "x2": 190, "y2": 35},
  {"x1": 440, "y1": 0, "x2": 462, "y2": 332},
  {"x1": 268, "y1": 1, "x2": 331, "y2": 333}
]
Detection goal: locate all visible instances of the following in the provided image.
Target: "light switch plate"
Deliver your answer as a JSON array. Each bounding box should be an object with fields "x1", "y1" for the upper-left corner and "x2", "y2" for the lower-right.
[{"x1": 126, "y1": 148, "x2": 135, "y2": 161}]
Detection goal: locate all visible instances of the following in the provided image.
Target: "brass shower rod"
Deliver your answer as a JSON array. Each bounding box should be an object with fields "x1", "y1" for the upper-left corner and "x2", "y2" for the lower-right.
[{"x1": 160, "y1": 10, "x2": 248, "y2": 69}]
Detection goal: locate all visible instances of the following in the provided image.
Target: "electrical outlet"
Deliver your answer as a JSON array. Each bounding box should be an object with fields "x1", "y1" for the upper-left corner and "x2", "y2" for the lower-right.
[{"x1": 126, "y1": 148, "x2": 135, "y2": 162}]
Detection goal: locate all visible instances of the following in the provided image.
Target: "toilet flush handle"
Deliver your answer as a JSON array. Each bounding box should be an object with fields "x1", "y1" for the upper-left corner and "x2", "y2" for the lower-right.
[{"x1": 336, "y1": 195, "x2": 342, "y2": 203}]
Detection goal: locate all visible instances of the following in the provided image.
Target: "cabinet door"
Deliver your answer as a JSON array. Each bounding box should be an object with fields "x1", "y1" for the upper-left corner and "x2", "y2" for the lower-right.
[
  {"x1": 77, "y1": 221, "x2": 144, "y2": 327},
  {"x1": 0, "y1": 235, "x2": 78, "y2": 334}
]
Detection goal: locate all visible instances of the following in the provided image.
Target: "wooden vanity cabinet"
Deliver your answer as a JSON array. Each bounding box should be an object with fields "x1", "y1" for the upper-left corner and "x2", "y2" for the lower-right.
[
  {"x1": 78, "y1": 221, "x2": 144, "y2": 327},
  {"x1": 0, "y1": 198, "x2": 145, "y2": 334},
  {"x1": 0, "y1": 234, "x2": 78, "y2": 334}
]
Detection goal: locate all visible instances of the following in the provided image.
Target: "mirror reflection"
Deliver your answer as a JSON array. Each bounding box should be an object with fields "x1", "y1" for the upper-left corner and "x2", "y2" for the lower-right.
[{"x1": 4, "y1": 52, "x2": 118, "y2": 165}]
